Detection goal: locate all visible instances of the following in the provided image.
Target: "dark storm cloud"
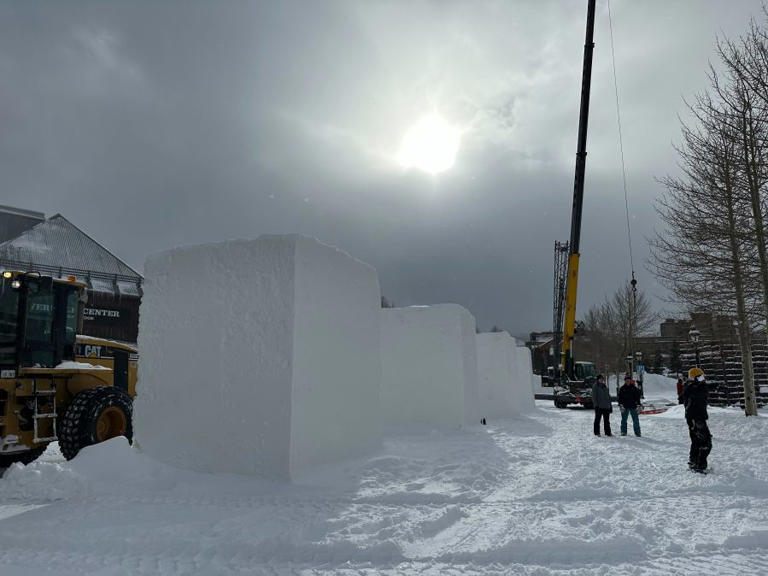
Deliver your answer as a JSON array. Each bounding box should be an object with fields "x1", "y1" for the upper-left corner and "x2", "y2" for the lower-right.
[{"x1": 0, "y1": 0, "x2": 764, "y2": 336}]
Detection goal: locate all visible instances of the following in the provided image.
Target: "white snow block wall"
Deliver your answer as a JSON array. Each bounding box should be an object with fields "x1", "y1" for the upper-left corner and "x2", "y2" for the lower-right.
[
  {"x1": 514, "y1": 343, "x2": 536, "y2": 413},
  {"x1": 380, "y1": 305, "x2": 479, "y2": 430},
  {"x1": 134, "y1": 235, "x2": 382, "y2": 480},
  {"x1": 476, "y1": 332, "x2": 518, "y2": 420}
]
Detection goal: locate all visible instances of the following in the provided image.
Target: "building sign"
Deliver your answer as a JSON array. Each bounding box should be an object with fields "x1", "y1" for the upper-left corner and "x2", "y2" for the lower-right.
[
  {"x1": 83, "y1": 307, "x2": 120, "y2": 319},
  {"x1": 82, "y1": 306, "x2": 129, "y2": 328}
]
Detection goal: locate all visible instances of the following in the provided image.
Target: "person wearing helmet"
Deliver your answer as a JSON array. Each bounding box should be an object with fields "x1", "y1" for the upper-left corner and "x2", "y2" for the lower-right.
[{"x1": 681, "y1": 367, "x2": 711, "y2": 473}]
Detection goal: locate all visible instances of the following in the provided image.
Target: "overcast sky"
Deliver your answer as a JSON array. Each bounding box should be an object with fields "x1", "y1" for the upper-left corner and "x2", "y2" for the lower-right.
[{"x1": 1, "y1": 0, "x2": 764, "y2": 337}]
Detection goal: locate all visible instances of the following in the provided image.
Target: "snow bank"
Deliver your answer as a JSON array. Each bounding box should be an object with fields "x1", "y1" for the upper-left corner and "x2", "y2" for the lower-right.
[
  {"x1": 380, "y1": 305, "x2": 479, "y2": 430},
  {"x1": 476, "y1": 333, "x2": 533, "y2": 419},
  {"x1": 640, "y1": 373, "x2": 679, "y2": 403},
  {"x1": 135, "y1": 235, "x2": 382, "y2": 480},
  {"x1": 0, "y1": 438, "x2": 173, "y2": 502},
  {"x1": 651, "y1": 403, "x2": 757, "y2": 419}
]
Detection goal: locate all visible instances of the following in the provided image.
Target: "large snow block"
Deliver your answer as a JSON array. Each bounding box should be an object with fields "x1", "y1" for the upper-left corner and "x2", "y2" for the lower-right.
[
  {"x1": 476, "y1": 332, "x2": 518, "y2": 420},
  {"x1": 134, "y1": 235, "x2": 382, "y2": 480},
  {"x1": 380, "y1": 305, "x2": 479, "y2": 430},
  {"x1": 513, "y1": 343, "x2": 536, "y2": 413}
]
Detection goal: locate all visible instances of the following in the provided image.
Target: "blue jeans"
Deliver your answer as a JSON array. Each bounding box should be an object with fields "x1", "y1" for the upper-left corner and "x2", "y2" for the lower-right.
[{"x1": 620, "y1": 408, "x2": 641, "y2": 436}]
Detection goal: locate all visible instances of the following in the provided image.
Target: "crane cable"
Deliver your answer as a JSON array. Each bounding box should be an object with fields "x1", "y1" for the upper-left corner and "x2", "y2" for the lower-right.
[{"x1": 608, "y1": 0, "x2": 639, "y2": 369}]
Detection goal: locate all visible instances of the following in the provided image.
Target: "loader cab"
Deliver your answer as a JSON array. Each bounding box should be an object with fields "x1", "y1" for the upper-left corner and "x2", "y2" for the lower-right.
[
  {"x1": 574, "y1": 361, "x2": 597, "y2": 383},
  {"x1": 0, "y1": 272, "x2": 84, "y2": 371}
]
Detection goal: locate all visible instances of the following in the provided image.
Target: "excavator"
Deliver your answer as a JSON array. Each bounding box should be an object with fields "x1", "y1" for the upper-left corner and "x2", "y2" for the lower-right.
[
  {"x1": 0, "y1": 270, "x2": 136, "y2": 465},
  {"x1": 551, "y1": 0, "x2": 599, "y2": 409}
]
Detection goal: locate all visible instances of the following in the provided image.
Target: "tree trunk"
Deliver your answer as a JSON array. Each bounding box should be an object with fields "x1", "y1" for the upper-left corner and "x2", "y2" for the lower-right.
[
  {"x1": 740, "y1": 103, "x2": 768, "y2": 338},
  {"x1": 725, "y1": 143, "x2": 759, "y2": 415},
  {"x1": 736, "y1": 317, "x2": 756, "y2": 413}
]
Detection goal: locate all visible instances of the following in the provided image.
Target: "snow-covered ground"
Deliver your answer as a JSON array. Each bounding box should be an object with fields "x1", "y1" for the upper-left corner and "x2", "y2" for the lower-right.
[{"x1": 1, "y1": 376, "x2": 767, "y2": 575}]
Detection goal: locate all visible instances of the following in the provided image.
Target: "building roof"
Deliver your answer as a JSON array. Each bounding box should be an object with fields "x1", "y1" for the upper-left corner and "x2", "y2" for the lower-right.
[
  {"x1": 0, "y1": 214, "x2": 142, "y2": 295},
  {"x1": 0, "y1": 205, "x2": 45, "y2": 243}
]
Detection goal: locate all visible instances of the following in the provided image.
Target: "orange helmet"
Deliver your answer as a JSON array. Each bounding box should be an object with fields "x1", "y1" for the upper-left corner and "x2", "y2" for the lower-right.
[{"x1": 688, "y1": 367, "x2": 704, "y2": 380}]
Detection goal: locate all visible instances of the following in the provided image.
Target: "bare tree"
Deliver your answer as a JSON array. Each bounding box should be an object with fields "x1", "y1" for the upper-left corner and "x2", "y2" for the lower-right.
[
  {"x1": 580, "y1": 283, "x2": 657, "y2": 389},
  {"x1": 650, "y1": 88, "x2": 760, "y2": 415},
  {"x1": 581, "y1": 301, "x2": 617, "y2": 378}
]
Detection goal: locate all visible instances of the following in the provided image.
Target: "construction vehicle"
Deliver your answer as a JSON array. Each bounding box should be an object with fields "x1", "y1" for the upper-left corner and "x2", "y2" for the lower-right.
[
  {"x1": 551, "y1": 0, "x2": 598, "y2": 409},
  {"x1": 553, "y1": 360, "x2": 598, "y2": 408},
  {"x1": 0, "y1": 270, "x2": 136, "y2": 465}
]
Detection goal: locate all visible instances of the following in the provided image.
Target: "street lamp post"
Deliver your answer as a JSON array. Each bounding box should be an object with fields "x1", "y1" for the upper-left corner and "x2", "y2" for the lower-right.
[{"x1": 688, "y1": 326, "x2": 701, "y2": 368}]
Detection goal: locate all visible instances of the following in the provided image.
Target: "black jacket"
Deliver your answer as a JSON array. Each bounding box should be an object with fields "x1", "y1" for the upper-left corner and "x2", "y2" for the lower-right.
[
  {"x1": 682, "y1": 379, "x2": 708, "y2": 421},
  {"x1": 618, "y1": 383, "x2": 642, "y2": 410}
]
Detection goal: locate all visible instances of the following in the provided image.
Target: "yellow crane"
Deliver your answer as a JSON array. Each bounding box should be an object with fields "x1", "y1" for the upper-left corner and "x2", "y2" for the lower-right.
[{"x1": 552, "y1": 0, "x2": 599, "y2": 408}]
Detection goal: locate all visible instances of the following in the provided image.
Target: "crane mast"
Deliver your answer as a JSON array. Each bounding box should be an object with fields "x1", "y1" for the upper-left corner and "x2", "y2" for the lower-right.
[{"x1": 561, "y1": 0, "x2": 596, "y2": 380}]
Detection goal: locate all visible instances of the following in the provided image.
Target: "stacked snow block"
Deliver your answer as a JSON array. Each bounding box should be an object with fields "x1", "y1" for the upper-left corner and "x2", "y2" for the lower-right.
[
  {"x1": 476, "y1": 333, "x2": 536, "y2": 420},
  {"x1": 134, "y1": 235, "x2": 382, "y2": 480},
  {"x1": 476, "y1": 332, "x2": 518, "y2": 420},
  {"x1": 380, "y1": 304, "x2": 480, "y2": 430},
  {"x1": 513, "y1": 343, "x2": 536, "y2": 413}
]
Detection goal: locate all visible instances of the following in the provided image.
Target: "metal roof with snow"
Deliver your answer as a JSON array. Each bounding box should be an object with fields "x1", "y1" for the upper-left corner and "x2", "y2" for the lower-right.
[
  {"x1": 0, "y1": 204, "x2": 45, "y2": 243},
  {"x1": 0, "y1": 214, "x2": 142, "y2": 294}
]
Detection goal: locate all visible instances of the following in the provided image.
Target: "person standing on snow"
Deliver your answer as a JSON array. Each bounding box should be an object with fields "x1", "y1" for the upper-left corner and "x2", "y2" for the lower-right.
[
  {"x1": 682, "y1": 367, "x2": 712, "y2": 473},
  {"x1": 618, "y1": 374, "x2": 642, "y2": 437},
  {"x1": 676, "y1": 377, "x2": 685, "y2": 404},
  {"x1": 591, "y1": 374, "x2": 612, "y2": 436}
]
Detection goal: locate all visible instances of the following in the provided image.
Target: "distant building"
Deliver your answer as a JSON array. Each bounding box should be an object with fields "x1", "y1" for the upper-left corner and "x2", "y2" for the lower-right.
[
  {"x1": 526, "y1": 331, "x2": 555, "y2": 375},
  {"x1": 690, "y1": 311, "x2": 737, "y2": 343},
  {"x1": 0, "y1": 208, "x2": 142, "y2": 343},
  {"x1": 659, "y1": 318, "x2": 691, "y2": 340},
  {"x1": 0, "y1": 205, "x2": 45, "y2": 243}
]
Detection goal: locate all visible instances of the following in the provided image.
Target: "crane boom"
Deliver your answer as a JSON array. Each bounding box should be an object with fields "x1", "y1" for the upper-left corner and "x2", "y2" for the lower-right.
[{"x1": 562, "y1": 0, "x2": 596, "y2": 379}]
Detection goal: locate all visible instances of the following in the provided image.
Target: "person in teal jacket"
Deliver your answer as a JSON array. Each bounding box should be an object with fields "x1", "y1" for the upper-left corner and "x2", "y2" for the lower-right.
[{"x1": 617, "y1": 374, "x2": 642, "y2": 437}]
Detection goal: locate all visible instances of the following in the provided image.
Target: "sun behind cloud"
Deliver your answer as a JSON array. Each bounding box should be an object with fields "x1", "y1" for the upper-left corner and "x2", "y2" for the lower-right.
[{"x1": 397, "y1": 113, "x2": 461, "y2": 175}]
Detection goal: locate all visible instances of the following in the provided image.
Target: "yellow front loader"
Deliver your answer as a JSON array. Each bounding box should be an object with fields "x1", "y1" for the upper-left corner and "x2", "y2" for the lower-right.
[{"x1": 0, "y1": 271, "x2": 136, "y2": 465}]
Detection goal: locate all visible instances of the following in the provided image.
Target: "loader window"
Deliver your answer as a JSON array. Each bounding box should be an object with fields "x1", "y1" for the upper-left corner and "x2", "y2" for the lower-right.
[
  {"x1": 24, "y1": 288, "x2": 55, "y2": 367},
  {"x1": 64, "y1": 289, "x2": 78, "y2": 349},
  {"x1": 0, "y1": 286, "x2": 20, "y2": 367},
  {"x1": 575, "y1": 363, "x2": 597, "y2": 381}
]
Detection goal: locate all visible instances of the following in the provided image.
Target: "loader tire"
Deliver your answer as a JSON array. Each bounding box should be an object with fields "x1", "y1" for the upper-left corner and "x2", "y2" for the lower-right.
[{"x1": 57, "y1": 387, "x2": 133, "y2": 461}]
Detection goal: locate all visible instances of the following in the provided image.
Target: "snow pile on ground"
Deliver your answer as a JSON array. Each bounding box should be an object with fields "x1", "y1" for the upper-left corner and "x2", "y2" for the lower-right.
[
  {"x1": 135, "y1": 235, "x2": 382, "y2": 480},
  {"x1": 2, "y1": 403, "x2": 768, "y2": 575},
  {"x1": 0, "y1": 438, "x2": 175, "y2": 502},
  {"x1": 476, "y1": 333, "x2": 534, "y2": 420},
  {"x1": 532, "y1": 373, "x2": 553, "y2": 396},
  {"x1": 380, "y1": 305, "x2": 479, "y2": 430},
  {"x1": 640, "y1": 372, "x2": 680, "y2": 403}
]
